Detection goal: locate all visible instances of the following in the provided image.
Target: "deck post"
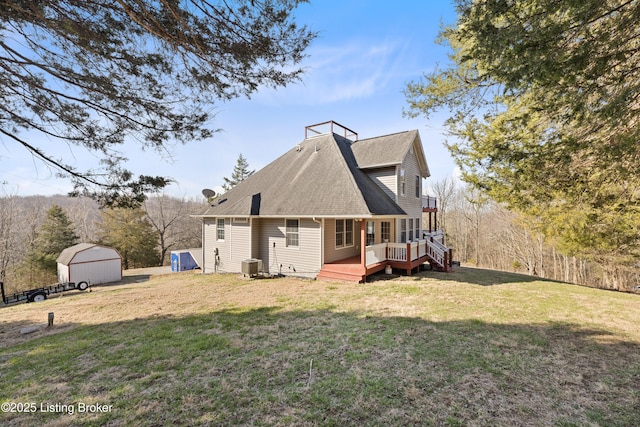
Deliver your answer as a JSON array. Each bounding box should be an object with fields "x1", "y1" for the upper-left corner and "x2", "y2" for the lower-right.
[
  {"x1": 360, "y1": 220, "x2": 366, "y2": 270},
  {"x1": 406, "y1": 242, "x2": 412, "y2": 275}
]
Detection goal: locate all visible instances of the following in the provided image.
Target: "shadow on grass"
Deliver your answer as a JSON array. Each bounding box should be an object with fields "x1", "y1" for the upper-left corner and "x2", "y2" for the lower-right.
[
  {"x1": 1, "y1": 307, "x2": 639, "y2": 427},
  {"x1": 381, "y1": 265, "x2": 559, "y2": 286}
]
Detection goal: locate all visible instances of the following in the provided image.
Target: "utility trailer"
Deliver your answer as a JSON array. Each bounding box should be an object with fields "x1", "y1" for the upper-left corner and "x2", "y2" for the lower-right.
[{"x1": 1, "y1": 280, "x2": 89, "y2": 305}]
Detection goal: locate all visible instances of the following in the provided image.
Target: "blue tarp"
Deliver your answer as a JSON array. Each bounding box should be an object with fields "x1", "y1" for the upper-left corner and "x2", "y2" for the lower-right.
[{"x1": 171, "y1": 250, "x2": 198, "y2": 272}]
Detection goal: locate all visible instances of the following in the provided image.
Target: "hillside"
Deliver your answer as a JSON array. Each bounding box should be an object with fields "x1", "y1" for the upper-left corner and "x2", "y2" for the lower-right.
[{"x1": 1, "y1": 267, "x2": 639, "y2": 426}]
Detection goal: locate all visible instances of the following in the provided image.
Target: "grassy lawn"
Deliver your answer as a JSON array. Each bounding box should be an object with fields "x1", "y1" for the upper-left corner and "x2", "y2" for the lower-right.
[{"x1": 1, "y1": 267, "x2": 639, "y2": 426}]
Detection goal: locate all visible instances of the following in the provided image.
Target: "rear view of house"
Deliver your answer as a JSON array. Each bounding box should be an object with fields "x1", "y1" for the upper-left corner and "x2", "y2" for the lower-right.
[{"x1": 195, "y1": 121, "x2": 452, "y2": 282}]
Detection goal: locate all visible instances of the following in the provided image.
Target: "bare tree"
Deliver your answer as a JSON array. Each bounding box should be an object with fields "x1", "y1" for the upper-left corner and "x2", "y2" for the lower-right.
[
  {"x1": 0, "y1": 193, "x2": 18, "y2": 282},
  {"x1": 429, "y1": 177, "x2": 457, "y2": 233},
  {"x1": 144, "y1": 194, "x2": 204, "y2": 265}
]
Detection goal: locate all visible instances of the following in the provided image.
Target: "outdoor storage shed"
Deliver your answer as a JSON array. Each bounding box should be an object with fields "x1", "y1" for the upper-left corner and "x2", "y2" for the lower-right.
[
  {"x1": 57, "y1": 243, "x2": 122, "y2": 285},
  {"x1": 171, "y1": 249, "x2": 201, "y2": 272}
]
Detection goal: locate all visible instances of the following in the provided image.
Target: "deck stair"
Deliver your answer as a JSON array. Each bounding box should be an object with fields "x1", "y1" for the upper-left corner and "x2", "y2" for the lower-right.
[
  {"x1": 425, "y1": 237, "x2": 453, "y2": 272},
  {"x1": 316, "y1": 259, "x2": 366, "y2": 283}
]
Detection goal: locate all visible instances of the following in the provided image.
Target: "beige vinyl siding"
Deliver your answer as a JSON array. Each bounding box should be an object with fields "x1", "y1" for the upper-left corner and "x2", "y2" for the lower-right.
[
  {"x1": 251, "y1": 218, "x2": 261, "y2": 259},
  {"x1": 397, "y1": 152, "x2": 423, "y2": 215},
  {"x1": 366, "y1": 167, "x2": 397, "y2": 201},
  {"x1": 397, "y1": 151, "x2": 424, "y2": 241},
  {"x1": 229, "y1": 220, "x2": 251, "y2": 272},
  {"x1": 203, "y1": 218, "x2": 231, "y2": 273},
  {"x1": 324, "y1": 219, "x2": 360, "y2": 263},
  {"x1": 258, "y1": 218, "x2": 322, "y2": 278}
]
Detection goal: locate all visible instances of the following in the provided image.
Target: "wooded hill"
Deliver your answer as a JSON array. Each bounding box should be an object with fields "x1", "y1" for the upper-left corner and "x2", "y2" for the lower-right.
[{"x1": 0, "y1": 194, "x2": 205, "y2": 290}]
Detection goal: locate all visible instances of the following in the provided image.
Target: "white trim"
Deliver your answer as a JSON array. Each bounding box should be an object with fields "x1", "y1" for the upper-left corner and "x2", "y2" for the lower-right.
[
  {"x1": 285, "y1": 218, "x2": 300, "y2": 248},
  {"x1": 216, "y1": 218, "x2": 225, "y2": 241},
  {"x1": 335, "y1": 218, "x2": 355, "y2": 249}
]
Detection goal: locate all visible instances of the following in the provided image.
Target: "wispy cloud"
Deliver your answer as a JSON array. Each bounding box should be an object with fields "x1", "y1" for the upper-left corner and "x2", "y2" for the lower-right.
[{"x1": 254, "y1": 37, "x2": 413, "y2": 105}]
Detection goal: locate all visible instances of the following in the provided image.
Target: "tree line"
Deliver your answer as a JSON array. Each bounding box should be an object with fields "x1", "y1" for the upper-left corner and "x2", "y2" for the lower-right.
[
  {"x1": 0, "y1": 194, "x2": 205, "y2": 292},
  {"x1": 407, "y1": 1, "x2": 639, "y2": 290},
  {"x1": 431, "y1": 178, "x2": 638, "y2": 292}
]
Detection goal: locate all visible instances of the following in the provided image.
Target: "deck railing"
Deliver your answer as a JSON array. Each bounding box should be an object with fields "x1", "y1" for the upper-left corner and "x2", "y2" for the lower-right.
[
  {"x1": 365, "y1": 243, "x2": 387, "y2": 265},
  {"x1": 424, "y1": 230, "x2": 444, "y2": 243},
  {"x1": 365, "y1": 240, "x2": 428, "y2": 265},
  {"x1": 425, "y1": 238, "x2": 447, "y2": 267},
  {"x1": 387, "y1": 243, "x2": 407, "y2": 262},
  {"x1": 422, "y1": 195, "x2": 437, "y2": 209},
  {"x1": 364, "y1": 235, "x2": 449, "y2": 269}
]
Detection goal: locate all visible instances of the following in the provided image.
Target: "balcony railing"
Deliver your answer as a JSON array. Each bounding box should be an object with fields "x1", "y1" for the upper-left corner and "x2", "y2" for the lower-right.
[{"x1": 422, "y1": 195, "x2": 437, "y2": 210}]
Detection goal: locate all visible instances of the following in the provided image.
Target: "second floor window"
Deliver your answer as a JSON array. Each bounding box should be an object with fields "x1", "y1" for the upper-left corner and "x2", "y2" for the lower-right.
[{"x1": 415, "y1": 175, "x2": 421, "y2": 198}]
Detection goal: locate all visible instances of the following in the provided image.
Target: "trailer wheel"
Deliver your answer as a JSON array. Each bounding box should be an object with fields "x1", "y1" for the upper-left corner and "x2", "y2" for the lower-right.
[
  {"x1": 77, "y1": 281, "x2": 89, "y2": 291},
  {"x1": 29, "y1": 292, "x2": 47, "y2": 303}
]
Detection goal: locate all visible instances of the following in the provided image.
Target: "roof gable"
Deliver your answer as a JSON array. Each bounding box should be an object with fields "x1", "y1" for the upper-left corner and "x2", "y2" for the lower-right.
[
  {"x1": 56, "y1": 243, "x2": 120, "y2": 265},
  {"x1": 351, "y1": 129, "x2": 430, "y2": 177},
  {"x1": 200, "y1": 133, "x2": 406, "y2": 217}
]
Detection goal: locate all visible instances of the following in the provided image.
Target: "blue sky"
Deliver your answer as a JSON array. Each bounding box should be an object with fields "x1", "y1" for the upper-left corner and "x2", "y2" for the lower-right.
[{"x1": 0, "y1": 1, "x2": 459, "y2": 199}]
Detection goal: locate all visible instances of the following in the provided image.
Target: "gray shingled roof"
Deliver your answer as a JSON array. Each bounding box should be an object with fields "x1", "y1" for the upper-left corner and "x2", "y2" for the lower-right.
[
  {"x1": 351, "y1": 129, "x2": 430, "y2": 176},
  {"x1": 56, "y1": 243, "x2": 97, "y2": 265},
  {"x1": 198, "y1": 132, "x2": 407, "y2": 218}
]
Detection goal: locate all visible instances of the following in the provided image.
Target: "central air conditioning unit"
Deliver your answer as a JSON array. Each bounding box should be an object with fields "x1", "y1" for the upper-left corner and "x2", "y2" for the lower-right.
[{"x1": 241, "y1": 259, "x2": 263, "y2": 277}]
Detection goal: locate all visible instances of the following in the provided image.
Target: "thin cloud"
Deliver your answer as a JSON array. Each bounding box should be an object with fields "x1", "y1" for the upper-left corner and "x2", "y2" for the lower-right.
[{"x1": 254, "y1": 38, "x2": 413, "y2": 105}]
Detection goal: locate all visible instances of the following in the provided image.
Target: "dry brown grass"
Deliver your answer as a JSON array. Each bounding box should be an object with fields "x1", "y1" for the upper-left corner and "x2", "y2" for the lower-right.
[{"x1": 1, "y1": 267, "x2": 639, "y2": 426}]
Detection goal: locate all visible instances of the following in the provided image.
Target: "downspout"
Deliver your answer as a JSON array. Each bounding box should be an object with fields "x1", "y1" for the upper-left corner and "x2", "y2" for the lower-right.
[
  {"x1": 312, "y1": 217, "x2": 323, "y2": 271},
  {"x1": 202, "y1": 219, "x2": 206, "y2": 273}
]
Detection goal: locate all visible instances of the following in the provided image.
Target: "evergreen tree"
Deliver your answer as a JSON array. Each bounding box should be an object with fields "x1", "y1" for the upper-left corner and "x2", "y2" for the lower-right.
[
  {"x1": 26, "y1": 205, "x2": 79, "y2": 275},
  {"x1": 222, "y1": 154, "x2": 255, "y2": 191},
  {"x1": 404, "y1": 0, "x2": 640, "y2": 266},
  {"x1": 98, "y1": 208, "x2": 161, "y2": 269}
]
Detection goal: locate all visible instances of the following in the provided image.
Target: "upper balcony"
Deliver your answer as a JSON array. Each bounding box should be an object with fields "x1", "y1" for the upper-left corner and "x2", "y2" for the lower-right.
[
  {"x1": 422, "y1": 195, "x2": 437, "y2": 212},
  {"x1": 305, "y1": 120, "x2": 358, "y2": 142}
]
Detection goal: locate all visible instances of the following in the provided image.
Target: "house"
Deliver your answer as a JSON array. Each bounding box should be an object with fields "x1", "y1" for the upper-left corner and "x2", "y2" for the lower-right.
[
  {"x1": 194, "y1": 121, "x2": 452, "y2": 282},
  {"x1": 57, "y1": 243, "x2": 123, "y2": 284}
]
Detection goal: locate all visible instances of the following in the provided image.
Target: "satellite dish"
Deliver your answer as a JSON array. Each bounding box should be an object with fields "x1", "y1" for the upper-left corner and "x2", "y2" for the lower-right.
[{"x1": 202, "y1": 188, "x2": 217, "y2": 199}]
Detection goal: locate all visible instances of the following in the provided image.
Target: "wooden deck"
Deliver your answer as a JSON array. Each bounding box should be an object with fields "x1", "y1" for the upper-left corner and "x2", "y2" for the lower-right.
[
  {"x1": 317, "y1": 237, "x2": 453, "y2": 283},
  {"x1": 317, "y1": 253, "x2": 438, "y2": 283},
  {"x1": 316, "y1": 256, "x2": 393, "y2": 283}
]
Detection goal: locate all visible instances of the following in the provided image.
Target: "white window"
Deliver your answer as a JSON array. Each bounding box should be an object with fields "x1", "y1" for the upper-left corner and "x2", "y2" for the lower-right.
[
  {"x1": 336, "y1": 219, "x2": 354, "y2": 248},
  {"x1": 400, "y1": 169, "x2": 406, "y2": 196},
  {"x1": 415, "y1": 175, "x2": 421, "y2": 198},
  {"x1": 400, "y1": 218, "x2": 407, "y2": 243},
  {"x1": 366, "y1": 221, "x2": 375, "y2": 246},
  {"x1": 415, "y1": 217, "x2": 421, "y2": 240},
  {"x1": 216, "y1": 218, "x2": 225, "y2": 241},
  {"x1": 286, "y1": 219, "x2": 299, "y2": 247},
  {"x1": 381, "y1": 221, "x2": 391, "y2": 242},
  {"x1": 408, "y1": 218, "x2": 414, "y2": 241}
]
